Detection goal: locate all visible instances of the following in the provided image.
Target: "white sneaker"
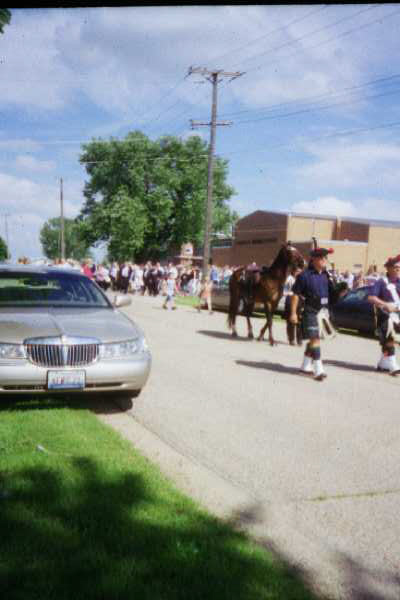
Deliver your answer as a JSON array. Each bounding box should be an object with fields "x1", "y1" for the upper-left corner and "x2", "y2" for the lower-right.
[
  {"x1": 377, "y1": 355, "x2": 400, "y2": 374},
  {"x1": 313, "y1": 359, "x2": 327, "y2": 381},
  {"x1": 388, "y1": 355, "x2": 400, "y2": 376},
  {"x1": 377, "y1": 355, "x2": 390, "y2": 372},
  {"x1": 300, "y1": 355, "x2": 313, "y2": 374}
]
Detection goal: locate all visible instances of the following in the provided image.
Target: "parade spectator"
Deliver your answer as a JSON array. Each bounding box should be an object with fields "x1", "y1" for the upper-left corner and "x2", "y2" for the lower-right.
[
  {"x1": 167, "y1": 261, "x2": 178, "y2": 280},
  {"x1": 196, "y1": 274, "x2": 213, "y2": 314},
  {"x1": 342, "y1": 270, "x2": 354, "y2": 289},
  {"x1": 95, "y1": 263, "x2": 111, "y2": 291},
  {"x1": 82, "y1": 259, "x2": 94, "y2": 279},
  {"x1": 162, "y1": 272, "x2": 178, "y2": 310},
  {"x1": 119, "y1": 262, "x2": 132, "y2": 294},
  {"x1": 110, "y1": 262, "x2": 119, "y2": 291}
]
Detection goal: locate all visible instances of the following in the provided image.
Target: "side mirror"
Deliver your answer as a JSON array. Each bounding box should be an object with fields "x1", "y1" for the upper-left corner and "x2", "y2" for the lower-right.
[{"x1": 113, "y1": 294, "x2": 132, "y2": 308}]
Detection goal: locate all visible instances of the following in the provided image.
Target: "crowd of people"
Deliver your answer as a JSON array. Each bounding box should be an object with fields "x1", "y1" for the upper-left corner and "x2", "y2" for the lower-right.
[{"x1": 15, "y1": 251, "x2": 400, "y2": 378}]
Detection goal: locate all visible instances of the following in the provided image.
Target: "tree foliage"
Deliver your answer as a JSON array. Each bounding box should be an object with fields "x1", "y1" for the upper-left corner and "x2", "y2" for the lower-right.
[
  {"x1": 78, "y1": 131, "x2": 237, "y2": 261},
  {"x1": 0, "y1": 9, "x2": 11, "y2": 34},
  {"x1": 0, "y1": 236, "x2": 8, "y2": 261},
  {"x1": 40, "y1": 217, "x2": 91, "y2": 261}
]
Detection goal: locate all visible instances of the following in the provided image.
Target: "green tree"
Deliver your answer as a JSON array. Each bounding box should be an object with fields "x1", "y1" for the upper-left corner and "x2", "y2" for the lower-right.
[
  {"x1": 40, "y1": 217, "x2": 91, "y2": 261},
  {"x1": 0, "y1": 9, "x2": 11, "y2": 34},
  {"x1": 0, "y1": 236, "x2": 8, "y2": 261},
  {"x1": 78, "y1": 131, "x2": 237, "y2": 261}
]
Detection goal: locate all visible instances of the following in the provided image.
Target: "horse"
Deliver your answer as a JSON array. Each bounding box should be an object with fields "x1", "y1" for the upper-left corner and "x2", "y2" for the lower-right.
[{"x1": 227, "y1": 242, "x2": 305, "y2": 346}]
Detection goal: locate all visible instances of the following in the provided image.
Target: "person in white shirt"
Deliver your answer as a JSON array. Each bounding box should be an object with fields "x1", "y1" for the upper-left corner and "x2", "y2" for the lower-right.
[
  {"x1": 167, "y1": 261, "x2": 178, "y2": 280},
  {"x1": 162, "y1": 272, "x2": 178, "y2": 310}
]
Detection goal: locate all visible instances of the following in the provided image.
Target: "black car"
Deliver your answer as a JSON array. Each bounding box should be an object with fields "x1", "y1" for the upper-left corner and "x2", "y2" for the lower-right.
[{"x1": 330, "y1": 286, "x2": 376, "y2": 335}]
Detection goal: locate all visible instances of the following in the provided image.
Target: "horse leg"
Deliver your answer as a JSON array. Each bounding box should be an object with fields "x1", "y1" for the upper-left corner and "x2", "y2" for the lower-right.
[
  {"x1": 229, "y1": 299, "x2": 239, "y2": 338},
  {"x1": 257, "y1": 304, "x2": 269, "y2": 341},
  {"x1": 267, "y1": 311, "x2": 275, "y2": 346},
  {"x1": 245, "y1": 302, "x2": 254, "y2": 339}
]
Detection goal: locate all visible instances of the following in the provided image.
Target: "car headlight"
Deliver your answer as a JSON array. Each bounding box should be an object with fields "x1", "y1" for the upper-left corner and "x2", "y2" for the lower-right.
[
  {"x1": 98, "y1": 338, "x2": 149, "y2": 359},
  {"x1": 0, "y1": 343, "x2": 27, "y2": 360}
]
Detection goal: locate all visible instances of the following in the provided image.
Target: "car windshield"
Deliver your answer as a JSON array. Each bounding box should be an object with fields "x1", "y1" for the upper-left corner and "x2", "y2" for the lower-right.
[{"x1": 0, "y1": 271, "x2": 111, "y2": 308}]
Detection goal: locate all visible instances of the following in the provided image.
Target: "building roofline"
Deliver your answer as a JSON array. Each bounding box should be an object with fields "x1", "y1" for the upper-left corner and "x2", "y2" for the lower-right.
[
  {"x1": 293, "y1": 239, "x2": 368, "y2": 246},
  {"x1": 238, "y1": 209, "x2": 400, "y2": 229}
]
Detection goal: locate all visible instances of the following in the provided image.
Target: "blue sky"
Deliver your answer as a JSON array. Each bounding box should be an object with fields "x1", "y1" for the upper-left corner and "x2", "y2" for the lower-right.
[{"x1": 1, "y1": 5, "x2": 400, "y2": 260}]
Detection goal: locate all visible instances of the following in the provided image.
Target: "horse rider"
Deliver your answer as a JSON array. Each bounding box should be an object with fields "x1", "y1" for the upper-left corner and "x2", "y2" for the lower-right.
[
  {"x1": 290, "y1": 246, "x2": 334, "y2": 381},
  {"x1": 244, "y1": 261, "x2": 261, "y2": 303},
  {"x1": 367, "y1": 254, "x2": 400, "y2": 375}
]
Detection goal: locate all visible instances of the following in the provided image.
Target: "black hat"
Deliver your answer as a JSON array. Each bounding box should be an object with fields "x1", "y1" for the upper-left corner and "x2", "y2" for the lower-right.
[{"x1": 310, "y1": 247, "x2": 334, "y2": 258}]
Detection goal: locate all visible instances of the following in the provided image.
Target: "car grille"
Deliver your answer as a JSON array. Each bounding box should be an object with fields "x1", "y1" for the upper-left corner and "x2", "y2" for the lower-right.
[{"x1": 26, "y1": 343, "x2": 99, "y2": 367}]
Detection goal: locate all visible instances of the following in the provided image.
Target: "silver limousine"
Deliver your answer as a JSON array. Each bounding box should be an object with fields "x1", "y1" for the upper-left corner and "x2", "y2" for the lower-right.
[{"x1": 0, "y1": 265, "x2": 151, "y2": 399}]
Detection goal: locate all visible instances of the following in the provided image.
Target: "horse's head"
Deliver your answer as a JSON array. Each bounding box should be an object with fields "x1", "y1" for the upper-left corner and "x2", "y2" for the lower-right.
[{"x1": 284, "y1": 241, "x2": 305, "y2": 270}]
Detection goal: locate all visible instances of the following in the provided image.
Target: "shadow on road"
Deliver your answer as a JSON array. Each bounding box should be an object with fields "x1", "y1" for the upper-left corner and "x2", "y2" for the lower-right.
[
  {"x1": 198, "y1": 330, "x2": 288, "y2": 345},
  {"x1": 335, "y1": 551, "x2": 400, "y2": 600},
  {"x1": 197, "y1": 329, "x2": 252, "y2": 341},
  {"x1": 236, "y1": 359, "x2": 303, "y2": 376},
  {"x1": 324, "y1": 359, "x2": 376, "y2": 373}
]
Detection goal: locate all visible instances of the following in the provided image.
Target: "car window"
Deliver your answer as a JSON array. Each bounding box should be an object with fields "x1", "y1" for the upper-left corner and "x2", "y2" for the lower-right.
[
  {"x1": 0, "y1": 271, "x2": 111, "y2": 308},
  {"x1": 341, "y1": 288, "x2": 371, "y2": 303}
]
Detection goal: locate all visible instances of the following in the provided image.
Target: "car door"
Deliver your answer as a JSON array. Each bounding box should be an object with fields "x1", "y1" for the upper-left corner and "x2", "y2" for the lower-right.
[{"x1": 332, "y1": 287, "x2": 375, "y2": 333}]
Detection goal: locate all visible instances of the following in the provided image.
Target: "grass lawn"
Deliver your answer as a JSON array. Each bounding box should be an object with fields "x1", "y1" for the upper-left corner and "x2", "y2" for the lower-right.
[
  {"x1": 0, "y1": 397, "x2": 320, "y2": 600},
  {"x1": 175, "y1": 295, "x2": 284, "y2": 322}
]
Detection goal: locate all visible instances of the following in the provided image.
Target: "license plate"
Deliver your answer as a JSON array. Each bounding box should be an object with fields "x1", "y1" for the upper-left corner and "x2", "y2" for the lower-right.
[{"x1": 47, "y1": 370, "x2": 86, "y2": 390}]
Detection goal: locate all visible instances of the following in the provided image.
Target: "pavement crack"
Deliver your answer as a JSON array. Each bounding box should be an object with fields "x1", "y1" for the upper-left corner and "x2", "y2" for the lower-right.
[{"x1": 303, "y1": 488, "x2": 400, "y2": 502}]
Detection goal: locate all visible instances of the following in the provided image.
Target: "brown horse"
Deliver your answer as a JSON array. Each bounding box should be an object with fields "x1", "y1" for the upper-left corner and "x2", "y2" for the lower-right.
[{"x1": 227, "y1": 243, "x2": 305, "y2": 345}]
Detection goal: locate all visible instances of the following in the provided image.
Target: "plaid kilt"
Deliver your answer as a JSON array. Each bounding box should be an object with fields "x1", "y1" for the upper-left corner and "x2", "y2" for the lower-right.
[{"x1": 301, "y1": 309, "x2": 320, "y2": 340}]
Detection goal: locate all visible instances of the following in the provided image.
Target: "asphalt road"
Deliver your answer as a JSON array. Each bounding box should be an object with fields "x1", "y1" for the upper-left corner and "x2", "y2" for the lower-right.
[{"x1": 98, "y1": 294, "x2": 400, "y2": 600}]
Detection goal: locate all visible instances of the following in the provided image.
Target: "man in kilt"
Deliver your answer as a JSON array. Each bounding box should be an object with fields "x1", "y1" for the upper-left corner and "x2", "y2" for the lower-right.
[
  {"x1": 290, "y1": 246, "x2": 335, "y2": 381},
  {"x1": 367, "y1": 255, "x2": 400, "y2": 376}
]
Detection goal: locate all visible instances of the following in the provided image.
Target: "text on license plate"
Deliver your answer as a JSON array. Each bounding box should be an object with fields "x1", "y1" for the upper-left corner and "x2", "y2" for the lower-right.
[{"x1": 47, "y1": 370, "x2": 86, "y2": 390}]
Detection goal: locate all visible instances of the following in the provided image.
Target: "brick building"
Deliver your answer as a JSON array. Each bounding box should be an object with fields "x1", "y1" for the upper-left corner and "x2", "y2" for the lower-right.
[{"x1": 211, "y1": 210, "x2": 400, "y2": 273}]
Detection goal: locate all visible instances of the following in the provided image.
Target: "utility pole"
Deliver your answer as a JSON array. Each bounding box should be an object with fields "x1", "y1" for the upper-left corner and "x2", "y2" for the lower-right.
[
  {"x1": 188, "y1": 66, "x2": 244, "y2": 278},
  {"x1": 60, "y1": 177, "x2": 65, "y2": 261},
  {"x1": 3, "y1": 214, "x2": 10, "y2": 261}
]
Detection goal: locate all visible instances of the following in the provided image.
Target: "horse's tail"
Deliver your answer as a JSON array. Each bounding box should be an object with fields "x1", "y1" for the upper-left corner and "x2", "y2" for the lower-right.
[{"x1": 227, "y1": 267, "x2": 245, "y2": 329}]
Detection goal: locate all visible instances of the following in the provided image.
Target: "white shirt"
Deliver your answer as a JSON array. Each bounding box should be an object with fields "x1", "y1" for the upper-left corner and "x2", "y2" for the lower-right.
[
  {"x1": 166, "y1": 279, "x2": 176, "y2": 295},
  {"x1": 121, "y1": 265, "x2": 130, "y2": 278},
  {"x1": 168, "y1": 266, "x2": 178, "y2": 279}
]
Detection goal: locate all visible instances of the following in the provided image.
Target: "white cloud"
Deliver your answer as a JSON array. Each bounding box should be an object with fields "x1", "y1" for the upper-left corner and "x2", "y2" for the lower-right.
[
  {"x1": 2, "y1": 6, "x2": 397, "y2": 117},
  {"x1": 296, "y1": 140, "x2": 400, "y2": 190},
  {"x1": 290, "y1": 195, "x2": 400, "y2": 223},
  {"x1": 0, "y1": 138, "x2": 43, "y2": 153},
  {"x1": 291, "y1": 196, "x2": 356, "y2": 217},
  {"x1": 0, "y1": 171, "x2": 84, "y2": 258},
  {"x1": 15, "y1": 155, "x2": 56, "y2": 173}
]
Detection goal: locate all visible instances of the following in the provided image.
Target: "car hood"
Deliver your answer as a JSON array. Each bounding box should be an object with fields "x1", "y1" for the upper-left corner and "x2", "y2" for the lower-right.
[{"x1": 0, "y1": 307, "x2": 142, "y2": 344}]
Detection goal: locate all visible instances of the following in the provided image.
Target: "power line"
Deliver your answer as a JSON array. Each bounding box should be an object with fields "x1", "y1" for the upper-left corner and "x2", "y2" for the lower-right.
[
  {"x1": 223, "y1": 118, "x2": 400, "y2": 160},
  {"x1": 217, "y1": 73, "x2": 400, "y2": 120},
  {"x1": 231, "y1": 4, "x2": 381, "y2": 72},
  {"x1": 233, "y1": 85, "x2": 400, "y2": 126},
  {"x1": 244, "y1": 6, "x2": 400, "y2": 75},
  {"x1": 203, "y1": 4, "x2": 330, "y2": 67}
]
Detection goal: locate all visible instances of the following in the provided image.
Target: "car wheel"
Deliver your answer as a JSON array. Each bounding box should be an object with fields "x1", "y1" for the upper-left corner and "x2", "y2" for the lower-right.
[{"x1": 114, "y1": 390, "x2": 141, "y2": 411}]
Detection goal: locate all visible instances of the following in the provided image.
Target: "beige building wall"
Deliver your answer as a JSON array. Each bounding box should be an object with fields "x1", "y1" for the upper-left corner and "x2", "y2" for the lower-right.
[
  {"x1": 366, "y1": 226, "x2": 400, "y2": 271},
  {"x1": 287, "y1": 215, "x2": 336, "y2": 242},
  {"x1": 211, "y1": 210, "x2": 400, "y2": 272},
  {"x1": 294, "y1": 241, "x2": 368, "y2": 272}
]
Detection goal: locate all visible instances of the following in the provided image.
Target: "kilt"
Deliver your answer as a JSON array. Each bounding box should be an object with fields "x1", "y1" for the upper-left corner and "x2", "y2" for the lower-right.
[{"x1": 301, "y1": 309, "x2": 320, "y2": 340}]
